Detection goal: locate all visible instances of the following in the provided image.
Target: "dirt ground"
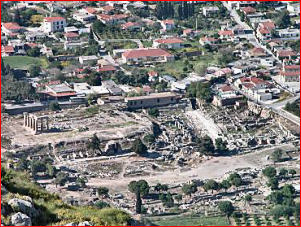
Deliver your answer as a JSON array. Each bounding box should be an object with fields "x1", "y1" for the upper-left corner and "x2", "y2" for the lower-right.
[{"x1": 86, "y1": 144, "x2": 297, "y2": 193}]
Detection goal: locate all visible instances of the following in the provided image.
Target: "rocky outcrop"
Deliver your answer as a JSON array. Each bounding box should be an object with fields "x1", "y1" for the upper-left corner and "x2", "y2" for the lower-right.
[
  {"x1": 8, "y1": 198, "x2": 38, "y2": 218},
  {"x1": 11, "y1": 212, "x2": 32, "y2": 226}
]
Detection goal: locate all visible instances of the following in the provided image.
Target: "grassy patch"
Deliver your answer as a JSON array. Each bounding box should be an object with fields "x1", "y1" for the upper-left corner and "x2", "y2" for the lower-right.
[
  {"x1": 148, "y1": 215, "x2": 230, "y2": 226},
  {"x1": 3, "y1": 56, "x2": 49, "y2": 70}
]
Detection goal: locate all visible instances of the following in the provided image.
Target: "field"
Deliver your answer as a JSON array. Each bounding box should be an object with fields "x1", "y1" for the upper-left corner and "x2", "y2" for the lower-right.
[
  {"x1": 147, "y1": 215, "x2": 230, "y2": 226},
  {"x1": 3, "y1": 56, "x2": 49, "y2": 70}
]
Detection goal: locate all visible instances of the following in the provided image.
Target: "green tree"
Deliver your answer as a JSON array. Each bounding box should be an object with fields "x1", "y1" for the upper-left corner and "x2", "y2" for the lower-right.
[
  {"x1": 182, "y1": 182, "x2": 197, "y2": 196},
  {"x1": 98, "y1": 187, "x2": 109, "y2": 197},
  {"x1": 220, "y1": 179, "x2": 231, "y2": 192},
  {"x1": 27, "y1": 47, "x2": 40, "y2": 57},
  {"x1": 135, "y1": 191, "x2": 142, "y2": 214},
  {"x1": 31, "y1": 160, "x2": 46, "y2": 176},
  {"x1": 271, "y1": 149, "x2": 282, "y2": 163},
  {"x1": 54, "y1": 172, "x2": 68, "y2": 186},
  {"x1": 244, "y1": 194, "x2": 252, "y2": 206},
  {"x1": 148, "y1": 108, "x2": 159, "y2": 118},
  {"x1": 49, "y1": 101, "x2": 61, "y2": 111},
  {"x1": 128, "y1": 180, "x2": 150, "y2": 197},
  {"x1": 276, "y1": 10, "x2": 291, "y2": 29},
  {"x1": 131, "y1": 138, "x2": 147, "y2": 156},
  {"x1": 94, "y1": 200, "x2": 110, "y2": 209},
  {"x1": 215, "y1": 138, "x2": 228, "y2": 155},
  {"x1": 279, "y1": 168, "x2": 288, "y2": 178},
  {"x1": 228, "y1": 173, "x2": 243, "y2": 187},
  {"x1": 203, "y1": 179, "x2": 219, "y2": 193},
  {"x1": 197, "y1": 136, "x2": 215, "y2": 155},
  {"x1": 87, "y1": 133, "x2": 101, "y2": 152},
  {"x1": 288, "y1": 169, "x2": 296, "y2": 178},
  {"x1": 29, "y1": 65, "x2": 41, "y2": 77},
  {"x1": 76, "y1": 177, "x2": 87, "y2": 188},
  {"x1": 281, "y1": 184, "x2": 295, "y2": 198},
  {"x1": 262, "y1": 166, "x2": 277, "y2": 179},
  {"x1": 218, "y1": 201, "x2": 234, "y2": 219},
  {"x1": 85, "y1": 72, "x2": 102, "y2": 86},
  {"x1": 267, "y1": 177, "x2": 279, "y2": 190}
]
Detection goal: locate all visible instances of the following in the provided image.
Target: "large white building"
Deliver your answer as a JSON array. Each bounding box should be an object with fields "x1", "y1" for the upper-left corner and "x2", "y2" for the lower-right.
[{"x1": 43, "y1": 17, "x2": 66, "y2": 33}]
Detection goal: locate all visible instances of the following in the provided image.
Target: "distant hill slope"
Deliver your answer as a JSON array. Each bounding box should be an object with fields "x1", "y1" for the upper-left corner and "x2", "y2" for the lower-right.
[{"x1": 1, "y1": 167, "x2": 131, "y2": 226}]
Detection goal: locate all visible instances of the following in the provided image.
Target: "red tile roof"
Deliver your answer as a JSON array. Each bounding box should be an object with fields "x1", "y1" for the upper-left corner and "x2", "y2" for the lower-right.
[
  {"x1": 64, "y1": 32, "x2": 79, "y2": 38},
  {"x1": 242, "y1": 6, "x2": 256, "y2": 14},
  {"x1": 162, "y1": 19, "x2": 174, "y2": 25},
  {"x1": 47, "y1": 92, "x2": 76, "y2": 97},
  {"x1": 102, "y1": 5, "x2": 114, "y2": 12},
  {"x1": 85, "y1": 7, "x2": 97, "y2": 14},
  {"x1": 98, "y1": 65, "x2": 116, "y2": 72},
  {"x1": 121, "y1": 22, "x2": 140, "y2": 29},
  {"x1": 261, "y1": 21, "x2": 275, "y2": 30},
  {"x1": 220, "y1": 85, "x2": 234, "y2": 92},
  {"x1": 218, "y1": 30, "x2": 234, "y2": 36},
  {"x1": 2, "y1": 45, "x2": 14, "y2": 53},
  {"x1": 284, "y1": 65, "x2": 300, "y2": 70},
  {"x1": 148, "y1": 71, "x2": 158, "y2": 77},
  {"x1": 44, "y1": 17, "x2": 65, "y2": 22},
  {"x1": 278, "y1": 50, "x2": 297, "y2": 57},
  {"x1": 259, "y1": 28, "x2": 270, "y2": 34},
  {"x1": 155, "y1": 37, "x2": 183, "y2": 44},
  {"x1": 280, "y1": 71, "x2": 300, "y2": 77},
  {"x1": 200, "y1": 37, "x2": 217, "y2": 42},
  {"x1": 123, "y1": 48, "x2": 172, "y2": 59},
  {"x1": 3, "y1": 22, "x2": 21, "y2": 30}
]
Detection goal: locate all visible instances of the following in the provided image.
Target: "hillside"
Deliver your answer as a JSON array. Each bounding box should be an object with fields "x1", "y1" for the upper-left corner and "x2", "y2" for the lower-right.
[{"x1": 1, "y1": 167, "x2": 131, "y2": 226}]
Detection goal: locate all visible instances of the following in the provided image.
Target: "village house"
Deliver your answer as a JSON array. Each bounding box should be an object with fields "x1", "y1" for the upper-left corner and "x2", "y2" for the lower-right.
[
  {"x1": 256, "y1": 20, "x2": 275, "y2": 42},
  {"x1": 202, "y1": 6, "x2": 219, "y2": 17},
  {"x1": 2, "y1": 22, "x2": 23, "y2": 36},
  {"x1": 64, "y1": 32, "x2": 80, "y2": 42},
  {"x1": 276, "y1": 50, "x2": 298, "y2": 61},
  {"x1": 212, "y1": 84, "x2": 243, "y2": 107},
  {"x1": 79, "y1": 55, "x2": 98, "y2": 65},
  {"x1": 160, "y1": 19, "x2": 175, "y2": 31},
  {"x1": 279, "y1": 64, "x2": 300, "y2": 83},
  {"x1": 121, "y1": 22, "x2": 141, "y2": 31},
  {"x1": 42, "y1": 83, "x2": 76, "y2": 101},
  {"x1": 241, "y1": 6, "x2": 256, "y2": 15},
  {"x1": 43, "y1": 17, "x2": 66, "y2": 33},
  {"x1": 97, "y1": 14, "x2": 129, "y2": 25},
  {"x1": 218, "y1": 30, "x2": 234, "y2": 40},
  {"x1": 148, "y1": 71, "x2": 159, "y2": 82},
  {"x1": 153, "y1": 37, "x2": 184, "y2": 49},
  {"x1": 248, "y1": 47, "x2": 267, "y2": 58},
  {"x1": 182, "y1": 29, "x2": 201, "y2": 37},
  {"x1": 276, "y1": 28, "x2": 300, "y2": 40},
  {"x1": 121, "y1": 48, "x2": 174, "y2": 65},
  {"x1": 73, "y1": 11, "x2": 96, "y2": 24},
  {"x1": 1, "y1": 45, "x2": 15, "y2": 56},
  {"x1": 199, "y1": 37, "x2": 218, "y2": 46}
]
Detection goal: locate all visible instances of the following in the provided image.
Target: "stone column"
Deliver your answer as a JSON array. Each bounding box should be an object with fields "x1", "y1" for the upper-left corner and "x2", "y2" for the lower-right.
[
  {"x1": 45, "y1": 118, "x2": 49, "y2": 131},
  {"x1": 34, "y1": 118, "x2": 38, "y2": 133}
]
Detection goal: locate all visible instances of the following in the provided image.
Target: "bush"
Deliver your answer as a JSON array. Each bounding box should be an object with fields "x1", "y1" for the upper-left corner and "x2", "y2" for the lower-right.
[{"x1": 94, "y1": 200, "x2": 110, "y2": 209}]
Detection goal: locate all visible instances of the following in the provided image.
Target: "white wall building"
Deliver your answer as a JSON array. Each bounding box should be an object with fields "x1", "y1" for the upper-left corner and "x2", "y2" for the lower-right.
[{"x1": 43, "y1": 17, "x2": 66, "y2": 33}]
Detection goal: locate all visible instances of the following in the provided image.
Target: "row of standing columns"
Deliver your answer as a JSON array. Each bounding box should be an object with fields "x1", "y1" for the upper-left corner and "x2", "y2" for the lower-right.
[{"x1": 24, "y1": 113, "x2": 49, "y2": 134}]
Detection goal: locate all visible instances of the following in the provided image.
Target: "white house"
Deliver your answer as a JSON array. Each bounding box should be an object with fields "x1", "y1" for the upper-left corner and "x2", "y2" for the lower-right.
[
  {"x1": 43, "y1": 17, "x2": 66, "y2": 33},
  {"x1": 79, "y1": 55, "x2": 98, "y2": 65}
]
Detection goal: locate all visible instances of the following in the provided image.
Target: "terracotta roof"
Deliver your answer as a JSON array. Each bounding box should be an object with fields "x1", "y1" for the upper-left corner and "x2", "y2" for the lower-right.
[
  {"x1": 261, "y1": 21, "x2": 275, "y2": 30},
  {"x1": 47, "y1": 92, "x2": 76, "y2": 97},
  {"x1": 220, "y1": 85, "x2": 234, "y2": 92},
  {"x1": 98, "y1": 65, "x2": 116, "y2": 72},
  {"x1": 278, "y1": 50, "x2": 297, "y2": 57},
  {"x1": 259, "y1": 28, "x2": 270, "y2": 34},
  {"x1": 121, "y1": 22, "x2": 140, "y2": 29},
  {"x1": 242, "y1": 6, "x2": 256, "y2": 14},
  {"x1": 3, "y1": 22, "x2": 21, "y2": 30},
  {"x1": 85, "y1": 7, "x2": 97, "y2": 14},
  {"x1": 102, "y1": 5, "x2": 114, "y2": 12},
  {"x1": 284, "y1": 65, "x2": 300, "y2": 70},
  {"x1": 44, "y1": 17, "x2": 65, "y2": 22},
  {"x1": 162, "y1": 19, "x2": 174, "y2": 24},
  {"x1": 242, "y1": 82, "x2": 255, "y2": 89},
  {"x1": 250, "y1": 77, "x2": 265, "y2": 85},
  {"x1": 280, "y1": 71, "x2": 300, "y2": 77},
  {"x1": 26, "y1": 43, "x2": 38, "y2": 48},
  {"x1": 123, "y1": 48, "x2": 172, "y2": 59},
  {"x1": 2, "y1": 45, "x2": 14, "y2": 53},
  {"x1": 64, "y1": 32, "x2": 79, "y2": 38},
  {"x1": 155, "y1": 37, "x2": 183, "y2": 44},
  {"x1": 218, "y1": 30, "x2": 234, "y2": 36},
  {"x1": 148, "y1": 71, "x2": 158, "y2": 77},
  {"x1": 200, "y1": 37, "x2": 217, "y2": 42}
]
